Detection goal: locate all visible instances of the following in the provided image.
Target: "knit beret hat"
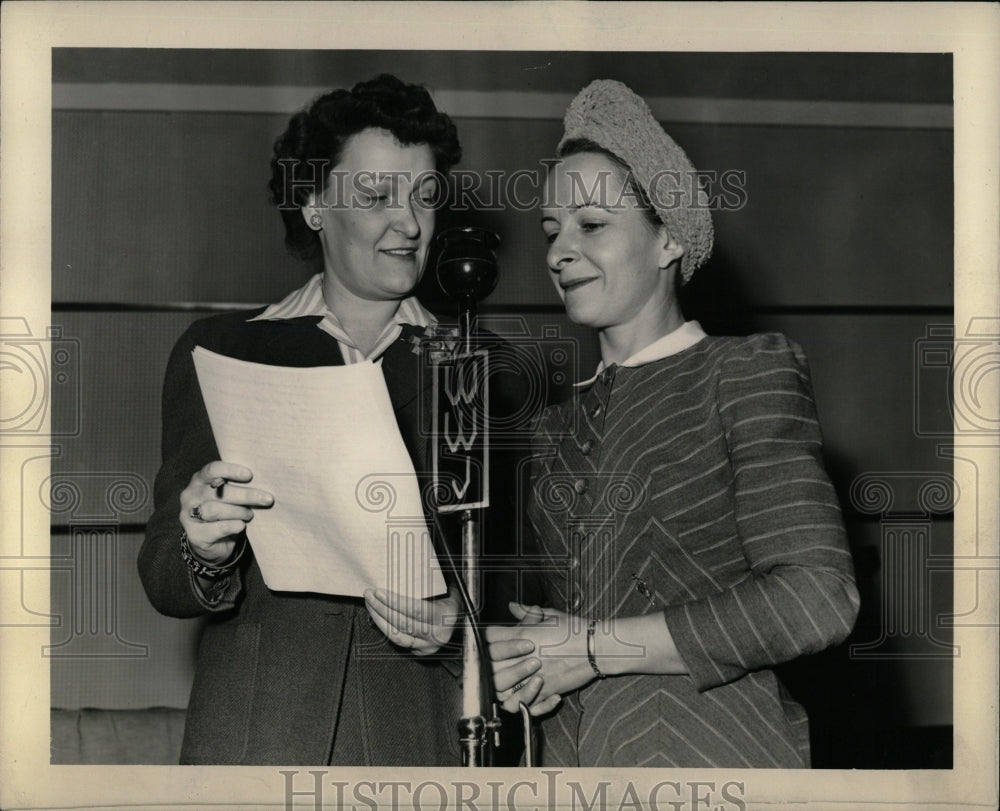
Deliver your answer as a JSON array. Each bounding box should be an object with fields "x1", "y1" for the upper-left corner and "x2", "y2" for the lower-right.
[{"x1": 558, "y1": 79, "x2": 714, "y2": 283}]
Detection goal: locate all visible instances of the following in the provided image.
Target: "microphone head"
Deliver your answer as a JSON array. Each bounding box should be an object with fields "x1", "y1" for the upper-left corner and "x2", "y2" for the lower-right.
[{"x1": 435, "y1": 226, "x2": 500, "y2": 303}]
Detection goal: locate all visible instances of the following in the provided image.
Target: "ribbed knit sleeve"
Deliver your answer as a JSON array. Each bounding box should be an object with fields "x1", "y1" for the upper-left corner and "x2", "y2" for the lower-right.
[{"x1": 663, "y1": 334, "x2": 859, "y2": 691}]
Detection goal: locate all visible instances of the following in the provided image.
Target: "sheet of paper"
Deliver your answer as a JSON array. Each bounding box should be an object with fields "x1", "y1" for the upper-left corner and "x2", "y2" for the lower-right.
[{"x1": 192, "y1": 346, "x2": 445, "y2": 600}]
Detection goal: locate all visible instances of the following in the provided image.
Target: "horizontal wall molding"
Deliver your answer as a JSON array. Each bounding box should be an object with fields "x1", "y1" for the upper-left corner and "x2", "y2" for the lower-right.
[
  {"x1": 49, "y1": 514, "x2": 954, "y2": 534},
  {"x1": 52, "y1": 83, "x2": 953, "y2": 130},
  {"x1": 52, "y1": 301, "x2": 265, "y2": 313},
  {"x1": 52, "y1": 523, "x2": 148, "y2": 536},
  {"x1": 751, "y1": 304, "x2": 954, "y2": 316},
  {"x1": 52, "y1": 302, "x2": 954, "y2": 316}
]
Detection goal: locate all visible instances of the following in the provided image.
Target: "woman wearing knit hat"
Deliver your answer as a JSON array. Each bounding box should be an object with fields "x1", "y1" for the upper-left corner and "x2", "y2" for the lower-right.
[{"x1": 486, "y1": 80, "x2": 859, "y2": 767}]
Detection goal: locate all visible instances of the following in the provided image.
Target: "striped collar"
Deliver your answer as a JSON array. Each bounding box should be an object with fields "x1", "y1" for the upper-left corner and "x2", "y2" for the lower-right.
[
  {"x1": 249, "y1": 273, "x2": 436, "y2": 363},
  {"x1": 575, "y1": 320, "x2": 707, "y2": 387}
]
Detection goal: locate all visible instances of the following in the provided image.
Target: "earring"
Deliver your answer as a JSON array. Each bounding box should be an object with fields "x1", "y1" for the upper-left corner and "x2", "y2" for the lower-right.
[{"x1": 309, "y1": 213, "x2": 323, "y2": 230}]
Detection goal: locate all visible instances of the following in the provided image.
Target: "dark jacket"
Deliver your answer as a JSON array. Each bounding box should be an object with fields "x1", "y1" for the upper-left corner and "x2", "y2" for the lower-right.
[{"x1": 139, "y1": 309, "x2": 527, "y2": 765}]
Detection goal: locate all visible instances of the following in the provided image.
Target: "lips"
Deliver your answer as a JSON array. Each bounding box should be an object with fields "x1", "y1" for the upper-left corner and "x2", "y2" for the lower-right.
[
  {"x1": 560, "y1": 277, "x2": 599, "y2": 291},
  {"x1": 382, "y1": 247, "x2": 419, "y2": 257}
]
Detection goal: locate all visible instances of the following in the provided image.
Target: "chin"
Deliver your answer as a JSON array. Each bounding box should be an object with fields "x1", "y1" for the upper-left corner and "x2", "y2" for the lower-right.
[
  {"x1": 562, "y1": 301, "x2": 599, "y2": 328},
  {"x1": 381, "y1": 266, "x2": 422, "y2": 293}
]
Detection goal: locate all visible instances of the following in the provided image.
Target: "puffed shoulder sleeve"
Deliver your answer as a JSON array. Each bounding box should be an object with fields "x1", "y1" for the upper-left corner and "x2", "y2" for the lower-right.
[
  {"x1": 138, "y1": 323, "x2": 243, "y2": 617},
  {"x1": 663, "y1": 334, "x2": 860, "y2": 691}
]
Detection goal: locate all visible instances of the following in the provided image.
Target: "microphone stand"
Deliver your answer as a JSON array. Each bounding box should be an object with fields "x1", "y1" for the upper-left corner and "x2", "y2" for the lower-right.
[{"x1": 433, "y1": 227, "x2": 504, "y2": 766}]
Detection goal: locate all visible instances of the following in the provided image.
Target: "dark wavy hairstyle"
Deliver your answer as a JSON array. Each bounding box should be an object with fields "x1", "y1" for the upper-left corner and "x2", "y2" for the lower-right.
[{"x1": 268, "y1": 73, "x2": 462, "y2": 261}]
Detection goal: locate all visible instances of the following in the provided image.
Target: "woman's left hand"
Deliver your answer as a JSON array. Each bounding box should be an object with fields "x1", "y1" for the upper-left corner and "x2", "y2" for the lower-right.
[
  {"x1": 364, "y1": 585, "x2": 460, "y2": 656},
  {"x1": 486, "y1": 602, "x2": 595, "y2": 715}
]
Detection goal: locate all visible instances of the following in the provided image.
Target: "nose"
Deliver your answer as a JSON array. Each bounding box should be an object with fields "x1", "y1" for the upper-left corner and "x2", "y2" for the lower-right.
[
  {"x1": 391, "y1": 197, "x2": 422, "y2": 239},
  {"x1": 546, "y1": 231, "x2": 577, "y2": 273}
]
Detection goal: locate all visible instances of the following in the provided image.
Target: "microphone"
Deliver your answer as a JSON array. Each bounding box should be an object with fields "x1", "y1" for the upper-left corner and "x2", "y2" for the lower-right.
[
  {"x1": 435, "y1": 226, "x2": 500, "y2": 347},
  {"x1": 432, "y1": 225, "x2": 502, "y2": 766}
]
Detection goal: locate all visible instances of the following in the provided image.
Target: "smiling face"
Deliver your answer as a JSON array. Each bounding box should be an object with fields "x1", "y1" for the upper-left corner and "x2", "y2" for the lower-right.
[
  {"x1": 540, "y1": 152, "x2": 684, "y2": 341},
  {"x1": 304, "y1": 127, "x2": 439, "y2": 306}
]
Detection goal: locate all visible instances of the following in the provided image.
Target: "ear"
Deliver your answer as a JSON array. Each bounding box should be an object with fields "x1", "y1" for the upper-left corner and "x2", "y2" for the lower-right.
[
  {"x1": 658, "y1": 228, "x2": 685, "y2": 271},
  {"x1": 302, "y1": 192, "x2": 323, "y2": 232}
]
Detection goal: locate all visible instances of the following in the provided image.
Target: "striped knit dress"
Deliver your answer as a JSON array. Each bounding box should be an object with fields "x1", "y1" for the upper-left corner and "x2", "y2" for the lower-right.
[{"x1": 526, "y1": 332, "x2": 859, "y2": 767}]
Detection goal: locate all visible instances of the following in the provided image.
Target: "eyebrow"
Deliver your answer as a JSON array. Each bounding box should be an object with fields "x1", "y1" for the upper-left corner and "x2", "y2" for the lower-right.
[
  {"x1": 365, "y1": 176, "x2": 438, "y2": 192},
  {"x1": 540, "y1": 202, "x2": 617, "y2": 224}
]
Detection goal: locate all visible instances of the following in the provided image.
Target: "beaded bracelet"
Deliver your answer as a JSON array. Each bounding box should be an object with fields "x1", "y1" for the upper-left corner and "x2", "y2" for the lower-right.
[
  {"x1": 180, "y1": 531, "x2": 245, "y2": 580},
  {"x1": 586, "y1": 619, "x2": 606, "y2": 679}
]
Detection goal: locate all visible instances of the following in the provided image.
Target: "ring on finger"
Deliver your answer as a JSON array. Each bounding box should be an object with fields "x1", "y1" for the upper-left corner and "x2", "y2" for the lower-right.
[
  {"x1": 190, "y1": 504, "x2": 204, "y2": 521},
  {"x1": 209, "y1": 477, "x2": 226, "y2": 491},
  {"x1": 511, "y1": 681, "x2": 525, "y2": 693}
]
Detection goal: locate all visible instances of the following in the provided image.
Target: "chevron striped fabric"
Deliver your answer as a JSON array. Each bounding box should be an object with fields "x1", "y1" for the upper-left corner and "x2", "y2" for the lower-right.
[{"x1": 526, "y1": 333, "x2": 859, "y2": 767}]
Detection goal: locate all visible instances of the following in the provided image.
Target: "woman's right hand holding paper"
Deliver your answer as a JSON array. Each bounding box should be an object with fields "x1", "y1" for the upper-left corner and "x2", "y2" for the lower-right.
[{"x1": 179, "y1": 461, "x2": 274, "y2": 564}]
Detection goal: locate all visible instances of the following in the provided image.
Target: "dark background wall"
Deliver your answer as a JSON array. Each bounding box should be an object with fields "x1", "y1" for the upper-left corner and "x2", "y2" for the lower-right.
[{"x1": 49, "y1": 49, "x2": 954, "y2": 768}]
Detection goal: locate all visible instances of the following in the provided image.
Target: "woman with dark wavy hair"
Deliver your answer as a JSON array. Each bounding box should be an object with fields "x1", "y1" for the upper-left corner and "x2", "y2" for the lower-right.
[{"x1": 139, "y1": 74, "x2": 466, "y2": 765}]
